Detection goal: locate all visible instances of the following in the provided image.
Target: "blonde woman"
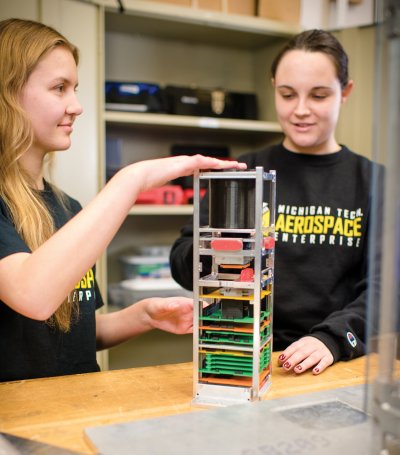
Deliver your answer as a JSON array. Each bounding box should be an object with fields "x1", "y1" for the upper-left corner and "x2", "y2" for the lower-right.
[{"x1": 0, "y1": 18, "x2": 246, "y2": 382}]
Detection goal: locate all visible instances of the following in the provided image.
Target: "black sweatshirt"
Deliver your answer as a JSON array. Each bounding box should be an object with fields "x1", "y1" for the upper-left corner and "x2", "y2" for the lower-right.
[{"x1": 170, "y1": 143, "x2": 376, "y2": 362}]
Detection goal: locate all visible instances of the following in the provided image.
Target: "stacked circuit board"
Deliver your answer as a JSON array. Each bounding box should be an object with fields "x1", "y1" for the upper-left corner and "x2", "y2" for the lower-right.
[{"x1": 193, "y1": 167, "x2": 276, "y2": 406}]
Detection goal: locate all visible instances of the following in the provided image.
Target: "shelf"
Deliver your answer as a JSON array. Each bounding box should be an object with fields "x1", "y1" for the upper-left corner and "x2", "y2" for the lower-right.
[
  {"x1": 104, "y1": 111, "x2": 282, "y2": 134},
  {"x1": 129, "y1": 204, "x2": 193, "y2": 215},
  {"x1": 101, "y1": 0, "x2": 301, "y2": 49}
]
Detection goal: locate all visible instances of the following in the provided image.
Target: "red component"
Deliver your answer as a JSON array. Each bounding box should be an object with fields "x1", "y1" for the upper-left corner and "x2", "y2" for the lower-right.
[
  {"x1": 264, "y1": 236, "x2": 275, "y2": 250},
  {"x1": 239, "y1": 268, "x2": 254, "y2": 282},
  {"x1": 211, "y1": 238, "x2": 243, "y2": 251},
  {"x1": 136, "y1": 185, "x2": 184, "y2": 205},
  {"x1": 182, "y1": 188, "x2": 206, "y2": 204}
]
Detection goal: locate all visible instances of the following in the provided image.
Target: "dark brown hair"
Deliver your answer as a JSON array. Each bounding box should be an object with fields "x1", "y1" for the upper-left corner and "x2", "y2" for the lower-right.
[{"x1": 271, "y1": 29, "x2": 349, "y2": 88}]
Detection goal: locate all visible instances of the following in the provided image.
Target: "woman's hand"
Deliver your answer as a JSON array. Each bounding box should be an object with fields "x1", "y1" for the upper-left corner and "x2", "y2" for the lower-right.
[
  {"x1": 142, "y1": 296, "x2": 194, "y2": 335},
  {"x1": 96, "y1": 296, "x2": 194, "y2": 350},
  {"x1": 277, "y1": 336, "x2": 334, "y2": 375},
  {"x1": 125, "y1": 154, "x2": 247, "y2": 193}
]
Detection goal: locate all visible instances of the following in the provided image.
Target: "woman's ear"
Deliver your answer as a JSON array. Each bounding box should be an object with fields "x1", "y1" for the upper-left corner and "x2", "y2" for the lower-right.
[
  {"x1": 341, "y1": 80, "x2": 354, "y2": 103},
  {"x1": 271, "y1": 78, "x2": 275, "y2": 88}
]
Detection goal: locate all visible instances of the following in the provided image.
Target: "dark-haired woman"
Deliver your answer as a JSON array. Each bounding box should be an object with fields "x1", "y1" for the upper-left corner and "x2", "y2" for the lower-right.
[{"x1": 170, "y1": 29, "x2": 377, "y2": 375}]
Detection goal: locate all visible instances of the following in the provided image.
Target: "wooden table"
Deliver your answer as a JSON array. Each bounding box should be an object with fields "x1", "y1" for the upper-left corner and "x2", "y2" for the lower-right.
[{"x1": 0, "y1": 353, "x2": 372, "y2": 454}]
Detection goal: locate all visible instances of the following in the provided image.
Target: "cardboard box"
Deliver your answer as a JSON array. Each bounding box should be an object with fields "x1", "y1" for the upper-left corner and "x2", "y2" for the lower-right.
[
  {"x1": 224, "y1": 0, "x2": 256, "y2": 16},
  {"x1": 147, "y1": 0, "x2": 222, "y2": 12},
  {"x1": 147, "y1": 0, "x2": 192, "y2": 6},
  {"x1": 195, "y1": 0, "x2": 256, "y2": 15},
  {"x1": 257, "y1": 0, "x2": 300, "y2": 24},
  {"x1": 194, "y1": 0, "x2": 223, "y2": 12},
  {"x1": 147, "y1": 0, "x2": 256, "y2": 16}
]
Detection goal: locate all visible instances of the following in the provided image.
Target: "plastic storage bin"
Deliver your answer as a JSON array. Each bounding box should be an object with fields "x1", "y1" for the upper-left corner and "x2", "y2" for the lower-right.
[
  {"x1": 119, "y1": 255, "x2": 171, "y2": 279},
  {"x1": 108, "y1": 278, "x2": 192, "y2": 308}
]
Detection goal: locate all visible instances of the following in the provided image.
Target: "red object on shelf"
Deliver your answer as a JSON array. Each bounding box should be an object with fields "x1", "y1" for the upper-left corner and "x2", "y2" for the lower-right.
[
  {"x1": 264, "y1": 236, "x2": 275, "y2": 250},
  {"x1": 211, "y1": 238, "x2": 243, "y2": 251},
  {"x1": 136, "y1": 185, "x2": 184, "y2": 205},
  {"x1": 239, "y1": 268, "x2": 254, "y2": 282}
]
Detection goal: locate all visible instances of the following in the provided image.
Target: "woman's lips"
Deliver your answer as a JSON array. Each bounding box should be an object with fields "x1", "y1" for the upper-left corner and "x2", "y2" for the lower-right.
[
  {"x1": 293, "y1": 122, "x2": 314, "y2": 131},
  {"x1": 59, "y1": 123, "x2": 73, "y2": 133}
]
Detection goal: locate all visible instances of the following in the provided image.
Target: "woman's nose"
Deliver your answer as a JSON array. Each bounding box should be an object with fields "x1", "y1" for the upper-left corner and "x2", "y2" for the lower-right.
[
  {"x1": 66, "y1": 93, "x2": 83, "y2": 116},
  {"x1": 294, "y1": 97, "x2": 310, "y2": 116}
]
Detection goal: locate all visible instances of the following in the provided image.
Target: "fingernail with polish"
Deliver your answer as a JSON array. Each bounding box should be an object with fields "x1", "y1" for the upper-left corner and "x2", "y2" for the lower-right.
[
  {"x1": 295, "y1": 365, "x2": 302, "y2": 371},
  {"x1": 278, "y1": 354, "x2": 285, "y2": 361},
  {"x1": 283, "y1": 362, "x2": 291, "y2": 369},
  {"x1": 314, "y1": 368, "x2": 320, "y2": 374}
]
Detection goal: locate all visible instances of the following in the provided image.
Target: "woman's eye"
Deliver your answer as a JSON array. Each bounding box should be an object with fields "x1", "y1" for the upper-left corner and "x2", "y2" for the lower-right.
[
  {"x1": 312, "y1": 93, "x2": 328, "y2": 100},
  {"x1": 55, "y1": 85, "x2": 64, "y2": 93},
  {"x1": 281, "y1": 93, "x2": 294, "y2": 99}
]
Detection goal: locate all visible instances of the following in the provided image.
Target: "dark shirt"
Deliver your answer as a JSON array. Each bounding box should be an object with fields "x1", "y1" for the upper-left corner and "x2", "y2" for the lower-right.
[
  {"x1": 170, "y1": 143, "x2": 377, "y2": 362},
  {"x1": 0, "y1": 182, "x2": 102, "y2": 382}
]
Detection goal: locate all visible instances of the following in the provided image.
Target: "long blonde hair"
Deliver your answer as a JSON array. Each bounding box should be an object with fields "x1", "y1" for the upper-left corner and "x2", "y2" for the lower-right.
[{"x1": 0, "y1": 18, "x2": 80, "y2": 331}]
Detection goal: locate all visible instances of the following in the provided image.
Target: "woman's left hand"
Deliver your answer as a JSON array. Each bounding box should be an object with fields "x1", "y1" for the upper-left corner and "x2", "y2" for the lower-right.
[
  {"x1": 143, "y1": 297, "x2": 193, "y2": 335},
  {"x1": 277, "y1": 336, "x2": 334, "y2": 375}
]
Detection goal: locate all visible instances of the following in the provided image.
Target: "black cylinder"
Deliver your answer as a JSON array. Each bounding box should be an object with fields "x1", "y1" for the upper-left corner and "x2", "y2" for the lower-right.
[{"x1": 209, "y1": 178, "x2": 255, "y2": 229}]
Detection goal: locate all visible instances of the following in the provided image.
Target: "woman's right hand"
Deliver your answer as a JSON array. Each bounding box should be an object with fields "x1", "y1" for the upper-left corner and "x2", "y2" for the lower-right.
[{"x1": 124, "y1": 154, "x2": 247, "y2": 193}]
